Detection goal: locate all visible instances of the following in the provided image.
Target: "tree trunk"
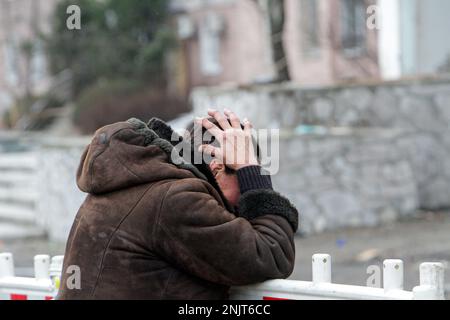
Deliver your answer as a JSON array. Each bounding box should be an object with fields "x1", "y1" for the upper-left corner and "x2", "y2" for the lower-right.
[{"x1": 267, "y1": 0, "x2": 290, "y2": 82}]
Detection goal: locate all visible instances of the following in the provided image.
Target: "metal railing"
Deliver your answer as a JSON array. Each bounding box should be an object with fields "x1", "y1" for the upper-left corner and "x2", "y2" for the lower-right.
[
  {"x1": 230, "y1": 254, "x2": 445, "y2": 300},
  {"x1": 0, "y1": 253, "x2": 63, "y2": 300},
  {"x1": 0, "y1": 253, "x2": 445, "y2": 300}
]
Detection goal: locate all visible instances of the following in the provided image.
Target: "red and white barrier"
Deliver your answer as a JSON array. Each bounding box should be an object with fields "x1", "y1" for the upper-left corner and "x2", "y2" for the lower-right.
[
  {"x1": 230, "y1": 254, "x2": 446, "y2": 300},
  {"x1": 0, "y1": 252, "x2": 446, "y2": 300},
  {"x1": 0, "y1": 253, "x2": 63, "y2": 300}
]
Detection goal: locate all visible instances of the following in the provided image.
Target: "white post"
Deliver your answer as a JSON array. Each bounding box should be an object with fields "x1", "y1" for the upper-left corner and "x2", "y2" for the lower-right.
[
  {"x1": 49, "y1": 256, "x2": 64, "y2": 278},
  {"x1": 383, "y1": 259, "x2": 404, "y2": 292},
  {"x1": 413, "y1": 262, "x2": 445, "y2": 300},
  {"x1": 312, "y1": 254, "x2": 331, "y2": 284},
  {"x1": 49, "y1": 255, "x2": 64, "y2": 289},
  {"x1": 34, "y1": 255, "x2": 50, "y2": 280},
  {"x1": 0, "y1": 253, "x2": 15, "y2": 278},
  {"x1": 412, "y1": 286, "x2": 439, "y2": 300},
  {"x1": 377, "y1": 0, "x2": 402, "y2": 80}
]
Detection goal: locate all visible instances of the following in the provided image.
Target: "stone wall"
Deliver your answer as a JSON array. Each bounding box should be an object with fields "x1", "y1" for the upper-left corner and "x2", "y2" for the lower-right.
[
  {"x1": 191, "y1": 77, "x2": 450, "y2": 231},
  {"x1": 191, "y1": 77, "x2": 450, "y2": 131},
  {"x1": 276, "y1": 129, "x2": 419, "y2": 234},
  {"x1": 35, "y1": 137, "x2": 88, "y2": 241},
  {"x1": 3, "y1": 75, "x2": 450, "y2": 238},
  {"x1": 1, "y1": 129, "x2": 421, "y2": 237},
  {"x1": 0, "y1": 134, "x2": 88, "y2": 242}
]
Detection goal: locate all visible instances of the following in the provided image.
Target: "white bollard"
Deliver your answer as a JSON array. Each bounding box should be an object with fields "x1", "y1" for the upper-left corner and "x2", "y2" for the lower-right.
[
  {"x1": 49, "y1": 256, "x2": 64, "y2": 278},
  {"x1": 34, "y1": 255, "x2": 50, "y2": 280},
  {"x1": 312, "y1": 254, "x2": 331, "y2": 284},
  {"x1": 412, "y1": 286, "x2": 440, "y2": 300},
  {"x1": 0, "y1": 253, "x2": 15, "y2": 278},
  {"x1": 412, "y1": 262, "x2": 445, "y2": 300},
  {"x1": 383, "y1": 259, "x2": 404, "y2": 292},
  {"x1": 49, "y1": 255, "x2": 64, "y2": 289}
]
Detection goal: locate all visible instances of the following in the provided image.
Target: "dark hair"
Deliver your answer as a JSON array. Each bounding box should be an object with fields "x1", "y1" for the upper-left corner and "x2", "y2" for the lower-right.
[{"x1": 185, "y1": 117, "x2": 260, "y2": 176}]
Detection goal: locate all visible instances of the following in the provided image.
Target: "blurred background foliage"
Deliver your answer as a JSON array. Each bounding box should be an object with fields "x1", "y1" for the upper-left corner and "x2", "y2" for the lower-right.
[
  {"x1": 73, "y1": 79, "x2": 186, "y2": 133},
  {"x1": 43, "y1": 0, "x2": 187, "y2": 133}
]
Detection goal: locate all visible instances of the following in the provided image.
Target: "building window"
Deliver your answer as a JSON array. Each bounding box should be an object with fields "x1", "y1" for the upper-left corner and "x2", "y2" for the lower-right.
[
  {"x1": 341, "y1": 0, "x2": 366, "y2": 55},
  {"x1": 300, "y1": 0, "x2": 320, "y2": 55},
  {"x1": 199, "y1": 13, "x2": 224, "y2": 76}
]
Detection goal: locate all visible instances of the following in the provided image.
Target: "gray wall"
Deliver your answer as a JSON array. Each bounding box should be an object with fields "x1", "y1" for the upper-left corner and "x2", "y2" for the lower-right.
[
  {"x1": 0, "y1": 135, "x2": 87, "y2": 242},
  {"x1": 191, "y1": 77, "x2": 450, "y2": 232},
  {"x1": 191, "y1": 78, "x2": 450, "y2": 131},
  {"x1": 2, "y1": 77, "x2": 450, "y2": 239},
  {"x1": 35, "y1": 138, "x2": 88, "y2": 241},
  {"x1": 275, "y1": 129, "x2": 419, "y2": 234}
]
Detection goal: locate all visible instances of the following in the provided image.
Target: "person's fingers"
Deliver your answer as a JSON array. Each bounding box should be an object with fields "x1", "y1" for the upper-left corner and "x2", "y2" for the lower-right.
[
  {"x1": 243, "y1": 117, "x2": 253, "y2": 132},
  {"x1": 201, "y1": 118, "x2": 223, "y2": 139},
  {"x1": 207, "y1": 108, "x2": 231, "y2": 130},
  {"x1": 224, "y1": 108, "x2": 241, "y2": 129}
]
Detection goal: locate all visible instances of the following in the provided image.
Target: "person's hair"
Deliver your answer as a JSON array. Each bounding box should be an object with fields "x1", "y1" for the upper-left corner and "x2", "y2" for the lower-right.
[{"x1": 185, "y1": 117, "x2": 260, "y2": 176}]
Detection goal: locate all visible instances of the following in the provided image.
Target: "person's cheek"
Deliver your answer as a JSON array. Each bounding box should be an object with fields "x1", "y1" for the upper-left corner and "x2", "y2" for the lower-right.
[{"x1": 231, "y1": 176, "x2": 241, "y2": 206}]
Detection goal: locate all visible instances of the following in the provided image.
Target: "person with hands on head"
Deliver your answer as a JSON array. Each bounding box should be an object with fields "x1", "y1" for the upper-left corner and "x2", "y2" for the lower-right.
[
  {"x1": 58, "y1": 108, "x2": 299, "y2": 300},
  {"x1": 199, "y1": 108, "x2": 259, "y2": 170}
]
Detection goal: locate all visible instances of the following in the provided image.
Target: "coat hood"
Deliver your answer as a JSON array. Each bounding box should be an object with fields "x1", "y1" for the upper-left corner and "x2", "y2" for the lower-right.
[{"x1": 76, "y1": 118, "x2": 207, "y2": 195}]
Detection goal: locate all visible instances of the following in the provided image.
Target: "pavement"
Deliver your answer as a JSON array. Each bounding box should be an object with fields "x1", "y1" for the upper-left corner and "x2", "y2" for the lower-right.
[
  {"x1": 289, "y1": 211, "x2": 450, "y2": 298},
  {"x1": 0, "y1": 221, "x2": 45, "y2": 240},
  {"x1": 1, "y1": 211, "x2": 449, "y2": 299}
]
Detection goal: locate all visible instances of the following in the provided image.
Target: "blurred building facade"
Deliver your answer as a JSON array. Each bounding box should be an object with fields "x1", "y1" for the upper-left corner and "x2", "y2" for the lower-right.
[
  {"x1": 169, "y1": 0, "x2": 379, "y2": 94},
  {"x1": 170, "y1": 0, "x2": 450, "y2": 95},
  {"x1": 378, "y1": 0, "x2": 450, "y2": 80},
  {"x1": 2, "y1": 0, "x2": 450, "y2": 121},
  {"x1": 0, "y1": 0, "x2": 57, "y2": 126}
]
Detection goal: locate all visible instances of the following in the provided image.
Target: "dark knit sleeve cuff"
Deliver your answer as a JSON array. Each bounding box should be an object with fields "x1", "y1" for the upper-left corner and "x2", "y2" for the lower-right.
[
  {"x1": 237, "y1": 165, "x2": 273, "y2": 194},
  {"x1": 238, "y1": 189, "x2": 299, "y2": 232}
]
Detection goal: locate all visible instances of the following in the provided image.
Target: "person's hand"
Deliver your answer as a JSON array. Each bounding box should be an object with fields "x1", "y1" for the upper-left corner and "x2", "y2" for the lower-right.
[{"x1": 197, "y1": 109, "x2": 258, "y2": 171}]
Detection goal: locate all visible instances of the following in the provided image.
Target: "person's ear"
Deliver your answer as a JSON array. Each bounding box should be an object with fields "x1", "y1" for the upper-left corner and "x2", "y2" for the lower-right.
[{"x1": 209, "y1": 159, "x2": 225, "y2": 177}]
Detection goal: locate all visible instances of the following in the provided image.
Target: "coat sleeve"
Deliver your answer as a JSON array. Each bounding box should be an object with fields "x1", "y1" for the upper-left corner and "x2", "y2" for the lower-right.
[{"x1": 153, "y1": 179, "x2": 299, "y2": 286}]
